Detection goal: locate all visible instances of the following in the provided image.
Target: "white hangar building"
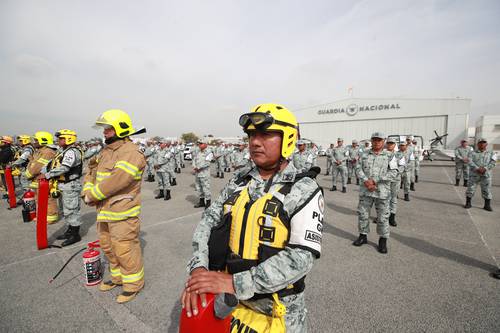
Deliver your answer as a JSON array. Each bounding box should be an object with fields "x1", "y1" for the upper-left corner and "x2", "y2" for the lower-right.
[{"x1": 295, "y1": 97, "x2": 471, "y2": 149}]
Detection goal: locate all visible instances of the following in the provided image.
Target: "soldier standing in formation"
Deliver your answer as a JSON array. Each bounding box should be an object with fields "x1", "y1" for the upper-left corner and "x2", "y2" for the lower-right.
[
  {"x1": 347, "y1": 139, "x2": 361, "y2": 185},
  {"x1": 45, "y1": 129, "x2": 84, "y2": 246},
  {"x1": 464, "y1": 138, "x2": 496, "y2": 211},
  {"x1": 192, "y1": 139, "x2": 213, "y2": 208},
  {"x1": 232, "y1": 142, "x2": 250, "y2": 170},
  {"x1": 154, "y1": 139, "x2": 172, "y2": 201},
  {"x1": 325, "y1": 143, "x2": 334, "y2": 175},
  {"x1": 398, "y1": 141, "x2": 411, "y2": 202},
  {"x1": 385, "y1": 137, "x2": 406, "y2": 227},
  {"x1": 454, "y1": 139, "x2": 472, "y2": 187},
  {"x1": 352, "y1": 132, "x2": 392, "y2": 254},
  {"x1": 412, "y1": 139, "x2": 422, "y2": 183},
  {"x1": 330, "y1": 138, "x2": 348, "y2": 193},
  {"x1": 214, "y1": 141, "x2": 225, "y2": 178},
  {"x1": 292, "y1": 140, "x2": 313, "y2": 173},
  {"x1": 143, "y1": 140, "x2": 156, "y2": 182}
]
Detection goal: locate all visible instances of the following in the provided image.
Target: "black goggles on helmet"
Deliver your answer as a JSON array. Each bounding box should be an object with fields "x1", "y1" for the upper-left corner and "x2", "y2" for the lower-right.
[{"x1": 239, "y1": 112, "x2": 296, "y2": 131}]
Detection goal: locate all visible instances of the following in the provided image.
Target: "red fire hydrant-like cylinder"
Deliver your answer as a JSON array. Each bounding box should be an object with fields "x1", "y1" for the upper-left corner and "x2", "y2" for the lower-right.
[
  {"x1": 22, "y1": 190, "x2": 36, "y2": 222},
  {"x1": 36, "y1": 178, "x2": 49, "y2": 250},
  {"x1": 5, "y1": 166, "x2": 17, "y2": 209},
  {"x1": 178, "y1": 293, "x2": 232, "y2": 333}
]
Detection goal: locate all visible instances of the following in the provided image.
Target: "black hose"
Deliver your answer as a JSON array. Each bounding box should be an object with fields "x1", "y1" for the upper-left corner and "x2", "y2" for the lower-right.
[{"x1": 49, "y1": 247, "x2": 86, "y2": 283}]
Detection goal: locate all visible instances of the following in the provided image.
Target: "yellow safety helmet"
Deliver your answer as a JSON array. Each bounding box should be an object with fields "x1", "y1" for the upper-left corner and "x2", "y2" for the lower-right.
[
  {"x1": 33, "y1": 131, "x2": 54, "y2": 146},
  {"x1": 17, "y1": 135, "x2": 31, "y2": 145},
  {"x1": 239, "y1": 103, "x2": 299, "y2": 159},
  {"x1": 55, "y1": 129, "x2": 77, "y2": 145},
  {"x1": 94, "y1": 109, "x2": 135, "y2": 138}
]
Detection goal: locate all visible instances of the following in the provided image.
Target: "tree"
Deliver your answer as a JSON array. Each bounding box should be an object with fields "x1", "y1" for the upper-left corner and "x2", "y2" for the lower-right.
[{"x1": 181, "y1": 132, "x2": 199, "y2": 143}]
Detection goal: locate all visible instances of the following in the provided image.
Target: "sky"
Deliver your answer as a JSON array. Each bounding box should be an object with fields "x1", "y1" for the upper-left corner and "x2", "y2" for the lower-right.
[{"x1": 1, "y1": 0, "x2": 499, "y2": 140}]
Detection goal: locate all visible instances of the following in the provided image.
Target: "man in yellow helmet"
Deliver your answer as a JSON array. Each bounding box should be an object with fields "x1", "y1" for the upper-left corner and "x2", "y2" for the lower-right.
[
  {"x1": 183, "y1": 104, "x2": 323, "y2": 332},
  {"x1": 25, "y1": 132, "x2": 59, "y2": 223},
  {"x1": 44, "y1": 130, "x2": 84, "y2": 246},
  {"x1": 82, "y1": 109, "x2": 146, "y2": 303},
  {"x1": 12, "y1": 135, "x2": 36, "y2": 194}
]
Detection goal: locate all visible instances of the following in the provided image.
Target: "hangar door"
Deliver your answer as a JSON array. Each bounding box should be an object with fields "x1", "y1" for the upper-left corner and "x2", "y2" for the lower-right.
[{"x1": 300, "y1": 115, "x2": 448, "y2": 147}]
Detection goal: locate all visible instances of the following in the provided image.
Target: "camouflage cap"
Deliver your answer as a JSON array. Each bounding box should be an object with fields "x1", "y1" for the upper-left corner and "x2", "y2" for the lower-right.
[
  {"x1": 352, "y1": 139, "x2": 358, "y2": 144},
  {"x1": 337, "y1": 137, "x2": 343, "y2": 141},
  {"x1": 386, "y1": 137, "x2": 397, "y2": 144},
  {"x1": 297, "y1": 139, "x2": 306, "y2": 145},
  {"x1": 460, "y1": 138, "x2": 468, "y2": 143},
  {"x1": 399, "y1": 141, "x2": 407, "y2": 146},
  {"x1": 371, "y1": 132, "x2": 386, "y2": 139},
  {"x1": 477, "y1": 138, "x2": 487, "y2": 143}
]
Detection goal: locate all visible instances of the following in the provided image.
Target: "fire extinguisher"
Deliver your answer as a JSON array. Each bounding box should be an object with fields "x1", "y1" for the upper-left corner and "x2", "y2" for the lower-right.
[
  {"x1": 82, "y1": 240, "x2": 103, "y2": 286},
  {"x1": 49, "y1": 240, "x2": 103, "y2": 286},
  {"x1": 21, "y1": 190, "x2": 36, "y2": 222}
]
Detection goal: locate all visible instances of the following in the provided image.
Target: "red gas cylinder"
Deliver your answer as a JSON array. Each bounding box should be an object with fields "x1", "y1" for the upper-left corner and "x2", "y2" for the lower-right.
[
  {"x1": 179, "y1": 293, "x2": 232, "y2": 333},
  {"x1": 5, "y1": 167, "x2": 17, "y2": 209},
  {"x1": 82, "y1": 241, "x2": 103, "y2": 286},
  {"x1": 36, "y1": 178, "x2": 49, "y2": 250},
  {"x1": 21, "y1": 190, "x2": 36, "y2": 222}
]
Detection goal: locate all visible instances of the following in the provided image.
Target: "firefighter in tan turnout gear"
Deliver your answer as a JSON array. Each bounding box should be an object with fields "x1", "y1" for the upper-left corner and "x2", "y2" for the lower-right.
[
  {"x1": 25, "y1": 131, "x2": 59, "y2": 223},
  {"x1": 83, "y1": 109, "x2": 146, "y2": 303}
]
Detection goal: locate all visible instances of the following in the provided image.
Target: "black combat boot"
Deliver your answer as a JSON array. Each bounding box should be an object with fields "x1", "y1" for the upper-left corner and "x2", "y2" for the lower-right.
[
  {"x1": 342, "y1": 187, "x2": 347, "y2": 193},
  {"x1": 455, "y1": 179, "x2": 460, "y2": 186},
  {"x1": 62, "y1": 226, "x2": 81, "y2": 247},
  {"x1": 410, "y1": 182, "x2": 415, "y2": 191},
  {"x1": 378, "y1": 237, "x2": 388, "y2": 254},
  {"x1": 164, "y1": 190, "x2": 171, "y2": 201},
  {"x1": 415, "y1": 175, "x2": 419, "y2": 183},
  {"x1": 56, "y1": 226, "x2": 72, "y2": 240},
  {"x1": 400, "y1": 183, "x2": 403, "y2": 189},
  {"x1": 463, "y1": 180, "x2": 468, "y2": 187},
  {"x1": 216, "y1": 172, "x2": 220, "y2": 178},
  {"x1": 330, "y1": 185, "x2": 337, "y2": 192},
  {"x1": 205, "y1": 199, "x2": 211, "y2": 208},
  {"x1": 353, "y1": 234, "x2": 367, "y2": 247},
  {"x1": 464, "y1": 197, "x2": 472, "y2": 209},
  {"x1": 372, "y1": 218, "x2": 378, "y2": 224},
  {"x1": 155, "y1": 190, "x2": 164, "y2": 199},
  {"x1": 347, "y1": 178, "x2": 351, "y2": 184},
  {"x1": 227, "y1": 168, "x2": 231, "y2": 172},
  {"x1": 325, "y1": 172, "x2": 329, "y2": 176},
  {"x1": 220, "y1": 172, "x2": 224, "y2": 179},
  {"x1": 389, "y1": 213, "x2": 397, "y2": 227},
  {"x1": 484, "y1": 199, "x2": 492, "y2": 212},
  {"x1": 491, "y1": 269, "x2": 500, "y2": 280},
  {"x1": 194, "y1": 198, "x2": 205, "y2": 208},
  {"x1": 171, "y1": 179, "x2": 177, "y2": 186},
  {"x1": 356, "y1": 178, "x2": 359, "y2": 185},
  {"x1": 404, "y1": 194, "x2": 410, "y2": 202}
]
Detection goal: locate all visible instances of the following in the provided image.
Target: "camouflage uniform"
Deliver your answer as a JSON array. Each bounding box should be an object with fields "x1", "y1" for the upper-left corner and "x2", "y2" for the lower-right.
[
  {"x1": 413, "y1": 144, "x2": 422, "y2": 181},
  {"x1": 325, "y1": 146, "x2": 334, "y2": 175},
  {"x1": 167, "y1": 146, "x2": 177, "y2": 182},
  {"x1": 355, "y1": 149, "x2": 391, "y2": 238},
  {"x1": 466, "y1": 149, "x2": 497, "y2": 200},
  {"x1": 386, "y1": 150, "x2": 405, "y2": 215},
  {"x1": 45, "y1": 146, "x2": 83, "y2": 227},
  {"x1": 292, "y1": 150, "x2": 313, "y2": 173},
  {"x1": 143, "y1": 144, "x2": 155, "y2": 179},
  {"x1": 400, "y1": 149, "x2": 412, "y2": 195},
  {"x1": 214, "y1": 144, "x2": 226, "y2": 176},
  {"x1": 406, "y1": 144, "x2": 416, "y2": 184},
  {"x1": 193, "y1": 147, "x2": 212, "y2": 201},
  {"x1": 347, "y1": 144, "x2": 361, "y2": 184},
  {"x1": 455, "y1": 145, "x2": 472, "y2": 183},
  {"x1": 12, "y1": 144, "x2": 35, "y2": 191},
  {"x1": 83, "y1": 143, "x2": 102, "y2": 161},
  {"x1": 155, "y1": 146, "x2": 172, "y2": 191},
  {"x1": 331, "y1": 144, "x2": 348, "y2": 189},
  {"x1": 232, "y1": 147, "x2": 250, "y2": 170},
  {"x1": 187, "y1": 162, "x2": 323, "y2": 332},
  {"x1": 310, "y1": 145, "x2": 318, "y2": 167},
  {"x1": 223, "y1": 144, "x2": 233, "y2": 171}
]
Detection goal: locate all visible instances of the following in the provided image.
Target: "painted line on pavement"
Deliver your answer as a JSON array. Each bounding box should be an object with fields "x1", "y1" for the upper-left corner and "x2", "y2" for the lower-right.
[{"x1": 442, "y1": 166, "x2": 499, "y2": 268}]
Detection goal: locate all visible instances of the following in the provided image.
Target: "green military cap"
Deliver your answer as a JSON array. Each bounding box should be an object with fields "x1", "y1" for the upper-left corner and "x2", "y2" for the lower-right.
[{"x1": 371, "y1": 132, "x2": 386, "y2": 139}]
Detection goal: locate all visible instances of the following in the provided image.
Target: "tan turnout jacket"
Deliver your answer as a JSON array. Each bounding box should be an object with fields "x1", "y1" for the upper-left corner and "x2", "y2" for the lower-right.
[
  {"x1": 83, "y1": 139, "x2": 146, "y2": 222},
  {"x1": 25, "y1": 146, "x2": 57, "y2": 188}
]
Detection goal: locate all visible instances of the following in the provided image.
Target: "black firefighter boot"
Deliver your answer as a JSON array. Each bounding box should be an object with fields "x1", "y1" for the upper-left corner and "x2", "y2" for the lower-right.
[
  {"x1": 330, "y1": 185, "x2": 337, "y2": 192},
  {"x1": 342, "y1": 187, "x2": 347, "y2": 193},
  {"x1": 484, "y1": 199, "x2": 492, "y2": 212},
  {"x1": 171, "y1": 178, "x2": 177, "y2": 186},
  {"x1": 378, "y1": 237, "x2": 388, "y2": 254},
  {"x1": 155, "y1": 190, "x2": 164, "y2": 199},
  {"x1": 205, "y1": 199, "x2": 211, "y2": 208},
  {"x1": 347, "y1": 178, "x2": 351, "y2": 184},
  {"x1": 464, "y1": 197, "x2": 472, "y2": 209},
  {"x1": 389, "y1": 213, "x2": 397, "y2": 227},
  {"x1": 62, "y1": 226, "x2": 81, "y2": 247},
  {"x1": 164, "y1": 190, "x2": 171, "y2": 201},
  {"x1": 56, "y1": 226, "x2": 72, "y2": 240},
  {"x1": 404, "y1": 193, "x2": 410, "y2": 202},
  {"x1": 410, "y1": 182, "x2": 415, "y2": 191},
  {"x1": 353, "y1": 234, "x2": 367, "y2": 247},
  {"x1": 455, "y1": 179, "x2": 460, "y2": 186},
  {"x1": 463, "y1": 180, "x2": 468, "y2": 187},
  {"x1": 194, "y1": 198, "x2": 205, "y2": 208}
]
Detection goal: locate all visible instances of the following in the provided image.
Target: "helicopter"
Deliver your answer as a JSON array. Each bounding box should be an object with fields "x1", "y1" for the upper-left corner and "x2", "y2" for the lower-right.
[{"x1": 386, "y1": 131, "x2": 455, "y2": 161}]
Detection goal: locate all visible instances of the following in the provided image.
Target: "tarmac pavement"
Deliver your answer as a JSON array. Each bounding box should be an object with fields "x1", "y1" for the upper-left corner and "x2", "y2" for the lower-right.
[{"x1": 1, "y1": 157, "x2": 499, "y2": 332}]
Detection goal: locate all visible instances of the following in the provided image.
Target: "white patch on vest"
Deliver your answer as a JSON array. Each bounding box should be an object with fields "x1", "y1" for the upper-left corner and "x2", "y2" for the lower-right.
[
  {"x1": 491, "y1": 153, "x2": 497, "y2": 161},
  {"x1": 205, "y1": 152, "x2": 214, "y2": 161},
  {"x1": 398, "y1": 157, "x2": 406, "y2": 166},
  {"x1": 289, "y1": 190, "x2": 323, "y2": 255},
  {"x1": 389, "y1": 156, "x2": 398, "y2": 170},
  {"x1": 62, "y1": 149, "x2": 76, "y2": 167}
]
